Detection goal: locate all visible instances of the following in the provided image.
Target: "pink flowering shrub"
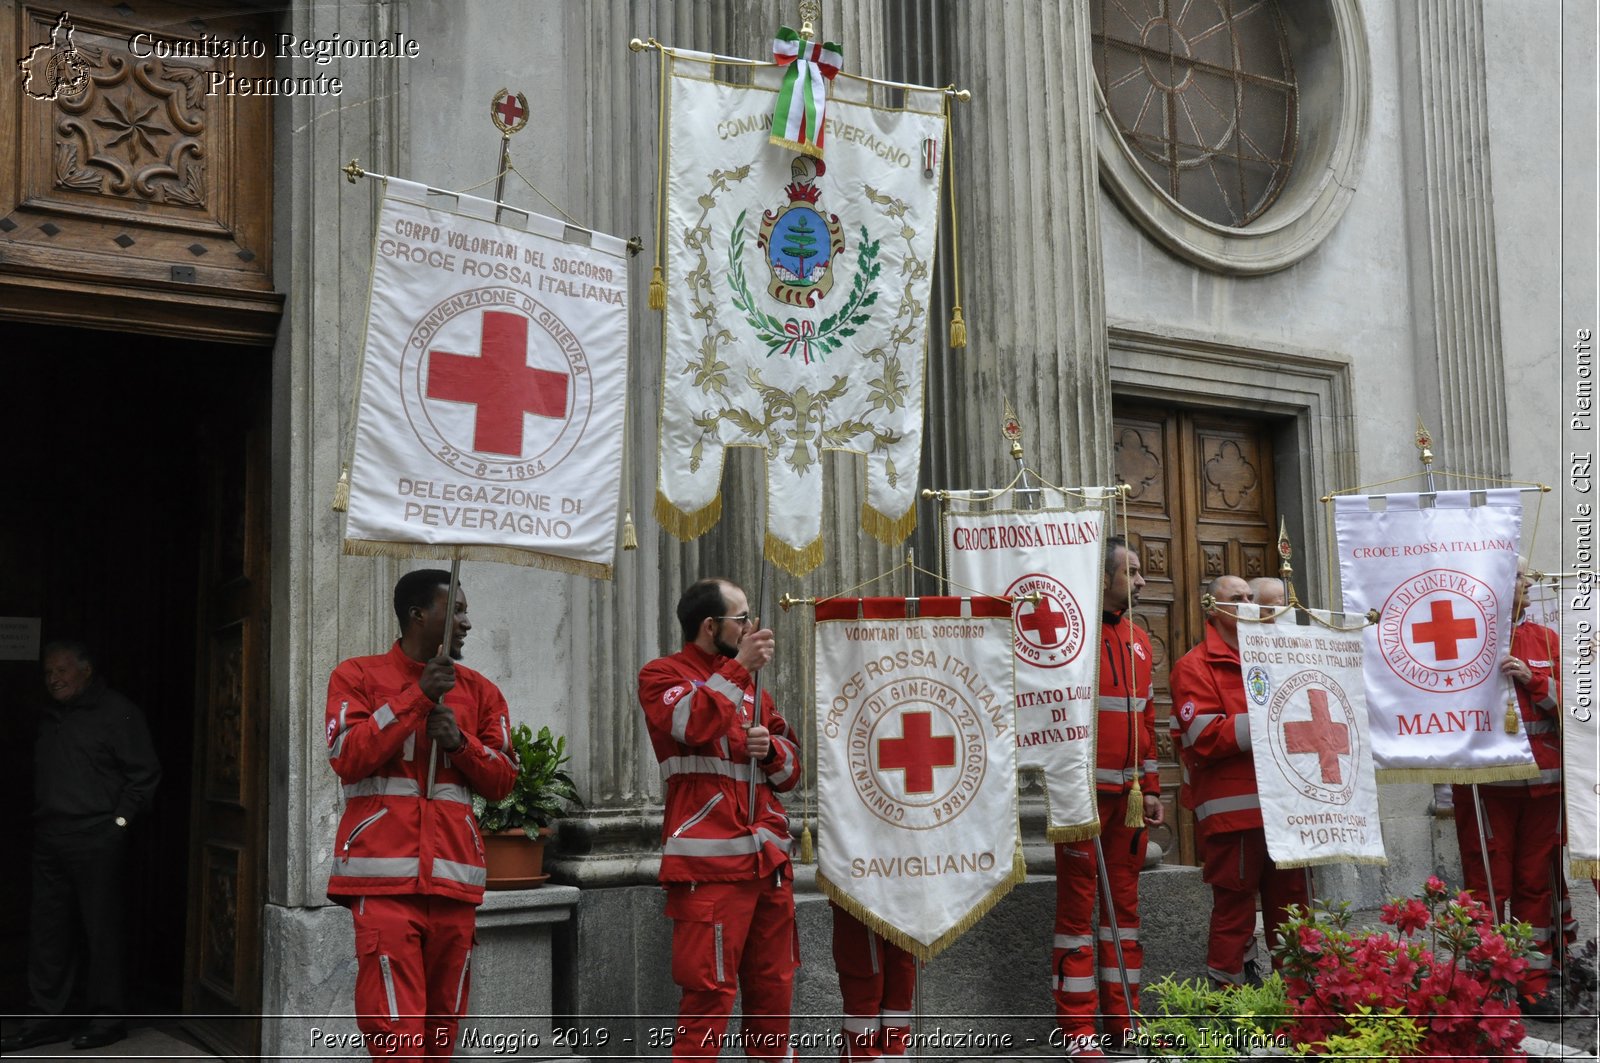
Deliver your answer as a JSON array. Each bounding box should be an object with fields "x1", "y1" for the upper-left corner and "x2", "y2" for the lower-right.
[{"x1": 1272, "y1": 875, "x2": 1534, "y2": 1062}]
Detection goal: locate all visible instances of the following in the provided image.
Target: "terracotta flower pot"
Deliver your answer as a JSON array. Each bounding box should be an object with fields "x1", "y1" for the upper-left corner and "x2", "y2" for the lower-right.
[{"x1": 482, "y1": 826, "x2": 550, "y2": 890}]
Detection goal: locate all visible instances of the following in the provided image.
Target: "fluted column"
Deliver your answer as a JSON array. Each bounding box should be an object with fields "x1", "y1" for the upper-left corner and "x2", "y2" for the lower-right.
[{"x1": 1397, "y1": 0, "x2": 1511, "y2": 477}]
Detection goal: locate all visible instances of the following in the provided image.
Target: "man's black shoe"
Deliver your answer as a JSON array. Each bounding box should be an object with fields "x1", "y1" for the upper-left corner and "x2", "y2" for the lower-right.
[
  {"x1": 70, "y1": 1025, "x2": 126, "y2": 1050},
  {"x1": 1, "y1": 1019, "x2": 74, "y2": 1052}
]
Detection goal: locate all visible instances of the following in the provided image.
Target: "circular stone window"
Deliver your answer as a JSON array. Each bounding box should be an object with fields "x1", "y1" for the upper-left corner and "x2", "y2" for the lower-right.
[{"x1": 1089, "y1": 0, "x2": 1370, "y2": 274}]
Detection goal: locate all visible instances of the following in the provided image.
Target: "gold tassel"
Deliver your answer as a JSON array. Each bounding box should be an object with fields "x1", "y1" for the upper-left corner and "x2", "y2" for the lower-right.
[
  {"x1": 331, "y1": 463, "x2": 350, "y2": 512},
  {"x1": 648, "y1": 264, "x2": 666, "y2": 311},
  {"x1": 1504, "y1": 702, "x2": 1520, "y2": 735},
  {"x1": 1125, "y1": 780, "x2": 1146, "y2": 829},
  {"x1": 799, "y1": 823, "x2": 814, "y2": 864},
  {"x1": 949, "y1": 304, "x2": 967, "y2": 348},
  {"x1": 622, "y1": 509, "x2": 638, "y2": 551}
]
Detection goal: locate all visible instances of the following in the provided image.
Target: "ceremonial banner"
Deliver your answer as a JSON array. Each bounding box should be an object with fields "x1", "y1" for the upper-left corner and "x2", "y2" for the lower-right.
[
  {"x1": 1237, "y1": 608, "x2": 1386, "y2": 868},
  {"x1": 344, "y1": 179, "x2": 629, "y2": 579},
  {"x1": 942, "y1": 488, "x2": 1108, "y2": 841},
  {"x1": 1540, "y1": 582, "x2": 1600, "y2": 878},
  {"x1": 815, "y1": 597, "x2": 1022, "y2": 959},
  {"x1": 1334, "y1": 490, "x2": 1536, "y2": 781},
  {"x1": 656, "y1": 54, "x2": 945, "y2": 575}
]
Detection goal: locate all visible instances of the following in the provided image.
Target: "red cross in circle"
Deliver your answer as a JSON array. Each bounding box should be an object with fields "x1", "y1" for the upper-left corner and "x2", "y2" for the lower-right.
[
  {"x1": 1018, "y1": 596, "x2": 1069, "y2": 644},
  {"x1": 1283, "y1": 689, "x2": 1351, "y2": 785},
  {"x1": 494, "y1": 93, "x2": 525, "y2": 127},
  {"x1": 878, "y1": 711, "x2": 957, "y2": 795},
  {"x1": 427, "y1": 310, "x2": 569, "y2": 457},
  {"x1": 1410, "y1": 599, "x2": 1478, "y2": 662}
]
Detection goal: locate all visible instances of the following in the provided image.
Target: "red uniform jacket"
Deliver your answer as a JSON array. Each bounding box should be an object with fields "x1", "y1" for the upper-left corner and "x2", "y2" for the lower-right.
[
  {"x1": 1169, "y1": 625, "x2": 1260, "y2": 838},
  {"x1": 1096, "y1": 612, "x2": 1159, "y2": 797},
  {"x1": 325, "y1": 642, "x2": 518, "y2": 906},
  {"x1": 638, "y1": 643, "x2": 800, "y2": 883},
  {"x1": 1487, "y1": 619, "x2": 1563, "y2": 795}
]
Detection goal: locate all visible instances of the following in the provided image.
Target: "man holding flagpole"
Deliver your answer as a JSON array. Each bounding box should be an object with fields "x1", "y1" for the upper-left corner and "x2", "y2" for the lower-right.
[
  {"x1": 638, "y1": 578, "x2": 802, "y2": 1061},
  {"x1": 325, "y1": 569, "x2": 519, "y2": 1059}
]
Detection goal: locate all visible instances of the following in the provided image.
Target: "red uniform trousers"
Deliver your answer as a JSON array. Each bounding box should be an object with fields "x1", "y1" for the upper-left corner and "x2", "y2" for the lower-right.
[
  {"x1": 1452, "y1": 783, "x2": 1561, "y2": 995},
  {"x1": 351, "y1": 895, "x2": 476, "y2": 1060},
  {"x1": 1199, "y1": 829, "x2": 1307, "y2": 985},
  {"x1": 1053, "y1": 793, "x2": 1146, "y2": 1041},
  {"x1": 830, "y1": 904, "x2": 916, "y2": 1060},
  {"x1": 667, "y1": 875, "x2": 798, "y2": 1062}
]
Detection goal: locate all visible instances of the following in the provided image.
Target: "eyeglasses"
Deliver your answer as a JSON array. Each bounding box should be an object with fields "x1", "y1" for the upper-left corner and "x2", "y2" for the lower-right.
[{"x1": 715, "y1": 613, "x2": 756, "y2": 626}]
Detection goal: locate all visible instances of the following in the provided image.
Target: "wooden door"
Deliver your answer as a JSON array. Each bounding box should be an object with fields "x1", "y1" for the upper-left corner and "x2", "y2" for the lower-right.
[
  {"x1": 1112, "y1": 402, "x2": 1279, "y2": 865},
  {"x1": 183, "y1": 386, "x2": 269, "y2": 1059}
]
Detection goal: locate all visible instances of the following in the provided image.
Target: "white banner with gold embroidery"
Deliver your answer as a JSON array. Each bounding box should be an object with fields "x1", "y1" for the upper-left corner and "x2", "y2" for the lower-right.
[
  {"x1": 942, "y1": 489, "x2": 1108, "y2": 841},
  {"x1": 1334, "y1": 491, "x2": 1536, "y2": 781},
  {"x1": 655, "y1": 54, "x2": 945, "y2": 575},
  {"x1": 343, "y1": 179, "x2": 629, "y2": 579},
  {"x1": 1238, "y1": 608, "x2": 1386, "y2": 869},
  {"x1": 814, "y1": 597, "x2": 1022, "y2": 960}
]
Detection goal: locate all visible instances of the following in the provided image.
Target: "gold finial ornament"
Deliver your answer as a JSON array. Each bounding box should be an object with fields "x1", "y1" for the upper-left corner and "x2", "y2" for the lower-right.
[
  {"x1": 798, "y1": 0, "x2": 821, "y2": 40},
  {"x1": 1415, "y1": 415, "x2": 1435, "y2": 468},
  {"x1": 1002, "y1": 399, "x2": 1024, "y2": 461},
  {"x1": 489, "y1": 87, "x2": 530, "y2": 136},
  {"x1": 342, "y1": 158, "x2": 365, "y2": 183},
  {"x1": 628, "y1": 37, "x2": 647, "y2": 52}
]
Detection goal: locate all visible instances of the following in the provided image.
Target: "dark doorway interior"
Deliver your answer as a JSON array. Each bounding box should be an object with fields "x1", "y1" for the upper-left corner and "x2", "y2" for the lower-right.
[{"x1": 0, "y1": 323, "x2": 268, "y2": 1022}]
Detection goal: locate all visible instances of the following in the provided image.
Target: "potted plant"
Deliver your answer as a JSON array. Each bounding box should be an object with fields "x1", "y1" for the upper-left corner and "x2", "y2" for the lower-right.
[{"x1": 471, "y1": 723, "x2": 581, "y2": 889}]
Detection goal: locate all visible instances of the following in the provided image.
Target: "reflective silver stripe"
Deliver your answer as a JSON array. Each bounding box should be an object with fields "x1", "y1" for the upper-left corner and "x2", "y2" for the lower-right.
[
  {"x1": 1102, "y1": 966, "x2": 1141, "y2": 984},
  {"x1": 1097, "y1": 696, "x2": 1148, "y2": 714},
  {"x1": 343, "y1": 777, "x2": 421, "y2": 800},
  {"x1": 1096, "y1": 767, "x2": 1137, "y2": 785},
  {"x1": 1142, "y1": 759, "x2": 1159, "y2": 775},
  {"x1": 1532, "y1": 926, "x2": 1553, "y2": 941},
  {"x1": 766, "y1": 746, "x2": 796, "y2": 787},
  {"x1": 671, "y1": 689, "x2": 694, "y2": 744},
  {"x1": 1534, "y1": 695, "x2": 1558, "y2": 711},
  {"x1": 1183, "y1": 714, "x2": 1224, "y2": 745},
  {"x1": 1208, "y1": 966, "x2": 1243, "y2": 985},
  {"x1": 1056, "y1": 976, "x2": 1097, "y2": 993},
  {"x1": 1055, "y1": 933, "x2": 1093, "y2": 949},
  {"x1": 402, "y1": 732, "x2": 416, "y2": 762},
  {"x1": 1529, "y1": 952, "x2": 1553, "y2": 969},
  {"x1": 1097, "y1": 926, "x2": 1138, "y2": 942},
  {"x1": 705, "y1": 673, "x2": 746, "y2": 706},
  {"x1": 429, "y1": 783, "x2": 472, "y2": 805},
  {"x1": 660, "y1": 756, "x2": 754, "y2": 783},
  {"x1": 880, "y1": 1010, "x2": 911, "y2": 1025},
  {"x1": 500, "y1": 716, "x2": 511, "y2": 753},
  {"x1": 379, "y1": 955, "x2": 399, "y2": 1021},
  {"x1": 373, "y1": 703, "x2": 396, "y2": 730},
  {"x1": 336, "y1": 856, "x2": 419, "y2": 878},
  {"x1": 329, "y1": 702, "x2": 351, "y2": 759},
  {"x1": 434, "y1": 859, "x2": 487, "y2": 887},
  {"x1": 663, "y1": 828, "x2": 791, "y2": 858},
  {"x1": 670, "y1": 793, "x2": 725, "y2": 837},
  {"x1": 1195, "y1": 793, "x2": 1261, "y2": 820},
  {"x1": 719, "y1": 736, "x2": 731, "y2": 758},
  {"x1": 842, "y1": 1016, "x2": 877, "y2": 1035},
  {"x1": 454, "y1": 949, "x2": 472, "y2": 1013},
  {"x1": 1234, "y1": 715, "x2": 1252, "y2": 750},
  {"x1": 867, "y1": 930, "x2": 879, "y2": 976},
  {"x1": 1523, "y1": 720, "x2": 1556, "y2": 735},
  {"x1": 713, "y1": 923, "x2": 725, "y2": 982}
]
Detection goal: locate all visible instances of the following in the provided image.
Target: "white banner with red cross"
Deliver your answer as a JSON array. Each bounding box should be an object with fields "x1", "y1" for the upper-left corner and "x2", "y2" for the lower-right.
[
  {"x1": 1334, "y1": 490, "x2": 1537, "y2": 782},
  {"x1": 1237, "y1": 607, "x2": 1386, "y2": 868},
  {"x1": 343, "y1": 179, "x2": 629, "y2": 579},
  {"x1": 813, "y1": 597, "x2": 1023, "y2": 960},
  {"x1": 941, "y1": 489, "x2": 1110, "y2": 841}
]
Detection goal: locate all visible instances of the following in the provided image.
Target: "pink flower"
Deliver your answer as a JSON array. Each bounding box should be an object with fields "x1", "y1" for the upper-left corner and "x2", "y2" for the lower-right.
[{"x1": 1424, "y1": 874, "x2": 1449, "y2": 900}]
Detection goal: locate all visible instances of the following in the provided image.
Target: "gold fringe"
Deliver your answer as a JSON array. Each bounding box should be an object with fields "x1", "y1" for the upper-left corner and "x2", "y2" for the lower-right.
[
  {"x1": 765, "y1": 531, "x2": 825, "y2": 577},
  {"x1": 1572, "y1": 858, "x2": 1600, "y2": 879},
  {"x1": 654, "y1": 490, "x2": 722, "y2": 541},
  {"x1": 948, "y1": 304, "x2": 967, "y2": 349},
  {"x1": 1376, "y1": 763, "x2": 1540, "y2": 784},
  {"x1": 799, "y1": 823, "x2": 814, "y2": 865},
  {"x1": 1124, "y1": 780, "x2": 1145, "y2": 829},
  {"x1": 815, "y1": 849, "x2": 1025, "y2": 963},
  {"x1": 648, "y1": 264, "x2": 666, "y2": 311},
  {"x1": 1504, "y1": 705, "x2": 1520, "y2": 734},
  {"x1": 341, "y1": 539, "x2": 613, "y2": 581},
  {"x1": 861, "y1": 501, "x2": 917, "y2": 548},
  {"x1": 769, "y1": 134, "x2": 824, "y2": 160},
  {"x1": 1046, "y1": 820, "x2": 1102, "y2": 843},
  {"x1": 1275, "y1": 854, "x2": 1390, "y2": 870},
  {"x1": 331, "y1": 463, "x2": 350, "y2": 513},
  {"x1": 622, "y1": 510, "x2": 639, "y2": 551}
]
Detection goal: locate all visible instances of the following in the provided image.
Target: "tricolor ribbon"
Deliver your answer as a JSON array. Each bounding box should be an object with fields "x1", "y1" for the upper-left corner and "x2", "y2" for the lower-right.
[
  {"x1": 781, "y1": 318, "x2": 817, "y2": 363},
  {"x1": 771, "y1": 27, "x2": 843, "y2": 159}
]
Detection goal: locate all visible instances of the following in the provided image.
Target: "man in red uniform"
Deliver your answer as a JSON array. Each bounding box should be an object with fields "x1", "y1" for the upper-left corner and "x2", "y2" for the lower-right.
[
  {"x1": 1053, "y1": 535, "x2": 1162, "y2": 1058},
  {"x1": 1171, "y1": 574, "x2": 1308, "y2": 988},
  {"x1": 1451, "y1": 557, "x2": 1563, "y2": 1013},
  {"x1": 325, "y1": 569, "x2": 519, "y2": 1059},
  {"x1": 831, "y1": 905, "x2": 916, "y2": 1060},
  {"x1": 638, "y1": 578, "x2": 802, "y2": 1062}
]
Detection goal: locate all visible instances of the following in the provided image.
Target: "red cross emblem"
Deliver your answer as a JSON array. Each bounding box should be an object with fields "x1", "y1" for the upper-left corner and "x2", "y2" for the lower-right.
[
  {"x1": 426, "y1": 310, "x2": 569, "y2": 457},
  {"x1": 1018, "y1": 596, "x2": 1069, "y2": 645},
  {"x1": 1410, "y1": 599, "x2": 1478, "y2": 662},
  {"x1": 878, "y1": 711, "x2": 958, "y2": 794},
  {"x1": 490, "y1": 88, "x2": 529, "y2": 134},
  {"x1": 1283, "y1": 689, "x2": 1351, "y2": 784}
]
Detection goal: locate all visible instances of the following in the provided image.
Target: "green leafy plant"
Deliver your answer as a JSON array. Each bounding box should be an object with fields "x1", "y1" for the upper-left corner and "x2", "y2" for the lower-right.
[
  {"x1": 1295, "y1": 1004, "x2": 1426, "y2": 1060},
  {"x1": 1137, "y1": 974, "x2": 1289, "y2": 1059},
  {"x1": 471, "y1": 724, "x2": 581, "y2": 838}
]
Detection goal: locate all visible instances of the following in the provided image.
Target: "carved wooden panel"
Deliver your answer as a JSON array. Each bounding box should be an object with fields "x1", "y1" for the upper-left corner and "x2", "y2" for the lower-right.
[
  {"x1": 1113, "y1": 420, "x2": 1167, "y2": 511},
  {"x1": 199, "y1": 843, "x2": 241, "y2": 999},
  {"x1": 1, "y1": 2, "x2": 280, "y2": 340},
  {"x1": 1197, "y1": 427, "x2": 1269, "y2": 520},
  {"x1": 206, "y1": 622, "x2": 244, "y2": 803}
]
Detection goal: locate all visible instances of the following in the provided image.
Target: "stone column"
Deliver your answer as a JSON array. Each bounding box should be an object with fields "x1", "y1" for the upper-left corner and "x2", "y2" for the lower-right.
[{"x1": 1397, "y1": 0, "x2": 1511, "y2": 477}]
